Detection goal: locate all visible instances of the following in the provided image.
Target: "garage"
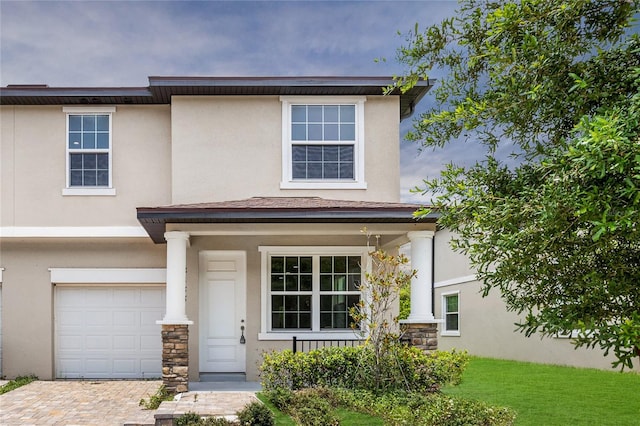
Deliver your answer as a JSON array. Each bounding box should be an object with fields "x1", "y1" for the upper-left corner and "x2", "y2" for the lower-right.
[
  {"x1": 0, "y1": 282, "x2": 3, "y2": 376},
  {"x1": 55, "y1": 285, "x2": 165, "y2": 379}
]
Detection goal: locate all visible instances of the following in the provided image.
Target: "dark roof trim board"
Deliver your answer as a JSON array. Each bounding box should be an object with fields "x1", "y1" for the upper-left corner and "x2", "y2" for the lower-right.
[
  {"x1": 1, "y1": 76, "x2": 432, "y2": 120},
  {"x1": 136, "y1": 197, "x2": 438, "y2": 243}
]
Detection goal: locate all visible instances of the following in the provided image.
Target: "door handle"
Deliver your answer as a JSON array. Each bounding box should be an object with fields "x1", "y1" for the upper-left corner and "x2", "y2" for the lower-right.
[{"x1": 240, "y1": 319, "x2": 246, "y2": 344}]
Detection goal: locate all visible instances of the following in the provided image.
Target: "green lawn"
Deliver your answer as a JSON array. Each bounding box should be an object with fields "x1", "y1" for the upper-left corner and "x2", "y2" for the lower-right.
[
  {"x1": 443, "y1": 357, "x2": 640, "y2": 426},
  {"x1": 256, "y1": 393, "x2": 384, "y2": 425}
]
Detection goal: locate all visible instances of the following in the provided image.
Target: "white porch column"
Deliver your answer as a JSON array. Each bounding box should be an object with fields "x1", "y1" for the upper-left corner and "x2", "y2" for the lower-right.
[
  {"x1": 158, "y1": 231, "x2": 193, "y2": 325},
  {"x1": 406, "y1": 230, "x2": 435, "y2": 322}
]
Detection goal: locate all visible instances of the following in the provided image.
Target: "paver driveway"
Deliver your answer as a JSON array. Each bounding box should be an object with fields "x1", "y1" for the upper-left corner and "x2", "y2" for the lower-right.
[{"x1": 0, "y1": 380, "x2": 161, "y2": 425}]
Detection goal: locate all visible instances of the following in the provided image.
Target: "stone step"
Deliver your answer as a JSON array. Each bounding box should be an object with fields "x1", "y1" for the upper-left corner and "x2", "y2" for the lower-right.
[
  {"x1": 199, "y1": 372, "x2": 247, "y2": 382},
  {"x1": 154, "y1": 392, "x2": 259, "y2": 425}
]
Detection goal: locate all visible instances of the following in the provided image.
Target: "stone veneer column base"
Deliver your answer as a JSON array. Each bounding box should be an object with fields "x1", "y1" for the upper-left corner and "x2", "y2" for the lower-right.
[
  {"x1": 400, "y1": 322, "x2": 438, "y2": 352},
  {"x1": 161, "y1": 324, "x2": 189, "y2": 394}
]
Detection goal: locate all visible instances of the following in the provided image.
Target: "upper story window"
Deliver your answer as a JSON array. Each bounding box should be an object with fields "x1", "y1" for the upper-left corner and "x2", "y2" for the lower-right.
[
  {"x1": 63, "y1": 107, "x2": 116, "y2": 196},
  {"x1": 281, "y1": 97, "x2": 366, "y2": 190}
]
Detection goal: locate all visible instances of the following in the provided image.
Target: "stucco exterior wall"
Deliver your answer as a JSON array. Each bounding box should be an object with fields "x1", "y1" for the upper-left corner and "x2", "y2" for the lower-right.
[
  {"x1": 434, "y1": 228, "x2": 476, "y2": 283},
  {"x1": 0, "y1": 239, "x2": 165, "y2": 379},
  {"x1": 434, "y1": 280, "x2": 635, "y2": 371},
  {"x1": 0, "y1": 105, "x2": 171, "y2": 227},
  {"x1": 170, "y1": 95, "x2": 400, "y2": 204},
  {"x1": 185, "y1": 233, "x2": 379, "y2": 381},
  {"x1": 1, "y1": 94, "x2": 414, "y2": 382},
  {"x1": 1, "y1": 229, "x2": 419, "y2": 381},
  {"x1": 433, "y1": 228, "x2": 636, "y2": 370}
]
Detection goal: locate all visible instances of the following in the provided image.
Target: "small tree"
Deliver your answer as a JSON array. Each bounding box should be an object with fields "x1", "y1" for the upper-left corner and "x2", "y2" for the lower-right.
[
  {"x1": 350, "y1": 230, "x2": 416, "y2": 389},
  {"x1": 391, "y1": 0, "x2": 640, "y2": 369}
]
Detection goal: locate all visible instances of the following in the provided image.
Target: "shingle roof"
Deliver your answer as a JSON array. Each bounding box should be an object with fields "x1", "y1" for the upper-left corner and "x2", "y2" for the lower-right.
[
  {"x1": 143, "y1": 196, "x2": 424, "y2": 210},
  {"x1": 137, "y1": 197, "x2": 437, "y2": 243}
]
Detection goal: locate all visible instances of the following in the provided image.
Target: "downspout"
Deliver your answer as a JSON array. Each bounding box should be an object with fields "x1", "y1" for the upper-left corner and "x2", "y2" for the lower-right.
[{"x1": 431, "y1": 233, "x2": 435, "y2": 315}]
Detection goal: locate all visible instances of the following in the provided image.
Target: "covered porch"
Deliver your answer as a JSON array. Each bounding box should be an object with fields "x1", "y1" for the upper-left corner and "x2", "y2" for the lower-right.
[{"x1": 137, "y1": 197, "x2": 439, "y2": 392}]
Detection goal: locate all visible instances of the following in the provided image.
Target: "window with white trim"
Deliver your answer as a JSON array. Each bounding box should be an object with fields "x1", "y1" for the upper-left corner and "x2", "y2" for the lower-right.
[
  {"x1": 259, "y1": 246, "x2": 367, "y2": 338},
  {"x1": 63, "y1": 107, "x2": 115, "y2": 196},
  {"x1": 280, "y1": 97, "x2": 366, "y2": 189},
  {"x1": 442, "y1": 292, "x2": 460, "y2": 336}
]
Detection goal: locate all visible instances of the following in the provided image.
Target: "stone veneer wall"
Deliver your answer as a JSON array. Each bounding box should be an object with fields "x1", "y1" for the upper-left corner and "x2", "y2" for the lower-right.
[
  {"x1": 161, "y1": 324, "x2": 189, "y2": 394},
  {"x1": 400, "y1": 322, "x2": 438, "y2": 351}
]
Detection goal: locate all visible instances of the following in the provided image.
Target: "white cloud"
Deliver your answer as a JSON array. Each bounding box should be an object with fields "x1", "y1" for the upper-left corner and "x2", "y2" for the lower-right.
[{"x1": 0, "y1": 0, "x2": 458, "y2": 86}]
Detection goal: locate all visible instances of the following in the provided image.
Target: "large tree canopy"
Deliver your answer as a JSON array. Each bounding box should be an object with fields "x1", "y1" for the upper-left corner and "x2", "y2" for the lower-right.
[{"x1": 393, "y1": 0, "x2": 640, "y2": 369}]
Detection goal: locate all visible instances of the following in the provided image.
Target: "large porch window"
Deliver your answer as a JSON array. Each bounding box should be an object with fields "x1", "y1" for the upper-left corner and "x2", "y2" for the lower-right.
[{"x1": 259, "y1": 246, "x2": 368, "y2": 339}]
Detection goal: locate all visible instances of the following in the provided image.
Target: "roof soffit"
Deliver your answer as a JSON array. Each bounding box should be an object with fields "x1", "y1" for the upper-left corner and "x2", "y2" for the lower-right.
[{"x1": 1, "y1": 76, "x2": 433, "y2": 119}]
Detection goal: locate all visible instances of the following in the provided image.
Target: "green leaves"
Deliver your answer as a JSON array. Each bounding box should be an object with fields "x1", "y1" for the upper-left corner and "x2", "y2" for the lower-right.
[{"x1": 394, "y1": 0, "x2": 640, "y2": 369}]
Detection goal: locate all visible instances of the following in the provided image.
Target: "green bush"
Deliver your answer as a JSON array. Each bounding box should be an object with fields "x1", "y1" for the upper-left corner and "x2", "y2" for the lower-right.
[
  {"x1": 266, "y1": 387, "x2": 339, "y2": 426},
  {"x1": 236, "y1": 401, "x2": 274, "y2": 426},
  {"x1": 260, "y1": 344, "x2": 469, "y2": 393},
  {"x1": 289, "y1": 389, "x2": 339, "y2": 426},
  {"x1": 204, "y1": 419, "x2": 235, "y2": 426},
  {"x1": 175, "y1": 412, "x2": 236, "y2": 426},
  {"x1": 0, "y1": 375, "x2": 38, "y2": 395},
  {"x1": 175, "y1": 412, "x2": 204, "y2": 426},
  {"x1": 263, "y1": 387, "x2": 294, "y2": 411},
  {"x1": 138, "y1": 384, "x2": 173, "y2": 410},
  {"x1": 329, "y1": 388, "x2": 516, "y2": 426},
  {"x1": 425, "y1": 349, "x2": 469, "y2": 386}
]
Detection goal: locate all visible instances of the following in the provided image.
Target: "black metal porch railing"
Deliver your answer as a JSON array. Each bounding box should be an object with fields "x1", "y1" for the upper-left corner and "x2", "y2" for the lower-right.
[{"x1": 292, "y1": 336, "x2": 365, "y2": 353}]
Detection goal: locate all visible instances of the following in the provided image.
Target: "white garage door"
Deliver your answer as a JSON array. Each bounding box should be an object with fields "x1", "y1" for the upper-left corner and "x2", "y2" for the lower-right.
[
  {"x1": 55, "y1": 286, "x2": 165, "y2": 379},
  {"x1": 0, "y1": 285, "x2": 3, "y2": 376}
]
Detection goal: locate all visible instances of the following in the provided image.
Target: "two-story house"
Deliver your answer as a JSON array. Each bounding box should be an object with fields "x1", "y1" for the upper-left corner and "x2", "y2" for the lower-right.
[
  {"x1": 0, "y1": 77, "x2": 441, "y2": 386},
  {"x1": 2, "y1": 76, "x2": 628, "y2": 387}
]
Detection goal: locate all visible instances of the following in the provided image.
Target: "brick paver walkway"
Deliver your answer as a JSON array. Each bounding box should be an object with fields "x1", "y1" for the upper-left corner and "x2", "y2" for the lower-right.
[
  {"x1": 156, "y1": 391, "x2": 259, "y2": 418},
  {"x1": 0, "y1": 380, "x2": 161, "y2": 425},
  {"x1": 0, "y1": 380, "x2": 261, "y2": 425}
]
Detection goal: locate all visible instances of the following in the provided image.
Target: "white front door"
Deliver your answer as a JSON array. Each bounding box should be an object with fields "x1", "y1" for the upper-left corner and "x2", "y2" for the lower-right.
[{"x1": 199, "y1": 251, "x2": 247, "y2": 372}]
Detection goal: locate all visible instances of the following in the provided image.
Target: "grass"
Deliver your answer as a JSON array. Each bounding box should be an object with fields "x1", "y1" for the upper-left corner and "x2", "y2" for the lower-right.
[
  {"x1": 443, "y1": 357, "x2": 640, "y2": 426},
  {"x1": 334, "y1": 408, "x2": 384, "y2": 425},
  {"x1": 256, "y1": 393, "x2": 384, "y2": 425},
  {"x1": 0, "y1": 375, "x2": 38, "y2": 395},
  {"x1": 256, "y1": 393, "x2": 295, "y2": 426}
]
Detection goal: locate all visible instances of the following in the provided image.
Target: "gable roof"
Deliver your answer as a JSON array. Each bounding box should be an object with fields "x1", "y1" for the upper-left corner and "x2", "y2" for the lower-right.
[
  {"x1": 137, "y1": 197, "x2": 437, "y2": 243},
  {"x1": 0, "y1": 76, "x2": 432, "y2": 120}
]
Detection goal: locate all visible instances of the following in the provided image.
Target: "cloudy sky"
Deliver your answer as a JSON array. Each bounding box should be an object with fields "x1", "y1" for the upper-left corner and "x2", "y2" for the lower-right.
[{"x1": 0, "y1": 0, "x2": 481, "y2": 202}]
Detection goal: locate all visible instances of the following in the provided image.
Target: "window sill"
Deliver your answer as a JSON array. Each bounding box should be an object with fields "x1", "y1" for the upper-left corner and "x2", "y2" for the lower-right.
[
  {"x1": 62, "y1": 188, "x2": 116, "y2": 196},
  {"x1": 280, "y1": 181, "x2": 367, "y2": 190},
  {"x1": 258, "y1": 331, "x2": 364, "y2": 341},
  {"x1": 441, "y1": 331, "x2": 460, "y2": 337}
]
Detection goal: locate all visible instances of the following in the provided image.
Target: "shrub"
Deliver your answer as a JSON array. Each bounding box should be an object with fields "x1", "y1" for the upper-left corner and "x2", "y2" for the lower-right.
[
  {"x1": 329, "y1": 388, "x2": 516, "y2": 426},
  {"x1": 290, "y1": 405, "x2": 338, "y2": 426},
  {"x1": 260, "y1": 344, "x2": 469, "y2": 393},
  {"x1": 236, "y1": 401, "x2": 274, "y2": 426},
  {"x1": 203, "y1": 418, "x2": 235, "y2": 426},
  {"x1": 175, "y1": 412, "x2": 236, "y2": 426},
  {"x1": 139, "y1": 384, "x2": 173, "y2": 410},
  {"x1": 267, "y1": 387, "x2": 339, "y2": 426},
  {"x1": 262, "y1": 387, "x2": 294, "y2": 411},
  {"x1": 260, "y1": 346, "x2": 364, "y2": 391},
  {"x1": 175, "y1": 412, "x2": 204, "y2": 426},
  {"x1": 0, "y1": 375, "x2": 38, "y2": 395},
  {"x1": 425, "y1": 349, "x2": 469, "y2": 386}
]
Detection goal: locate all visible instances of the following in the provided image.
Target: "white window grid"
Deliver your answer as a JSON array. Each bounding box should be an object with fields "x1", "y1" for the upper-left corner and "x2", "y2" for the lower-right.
[
  {"x1": 280, "y1": 96, "x2": 367, "y2": 190},
  {"x1": 63, "y1": 107, "x2": 115, "y2": 194},
  {"x1": 259, "y1": 246, "x2": 369, "y2": 339},
  {"x1": 442, "y1": 291, "x2": 460, "y2": 336}
]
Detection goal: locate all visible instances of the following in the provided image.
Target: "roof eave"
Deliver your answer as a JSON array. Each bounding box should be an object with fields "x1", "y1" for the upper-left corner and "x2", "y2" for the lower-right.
[
  {"x1": 136, "y1": 208, "x2": 439, "y2": 243},
  {"x1": 1, "y1": 76, "x2": 433, "y2": 120}
]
